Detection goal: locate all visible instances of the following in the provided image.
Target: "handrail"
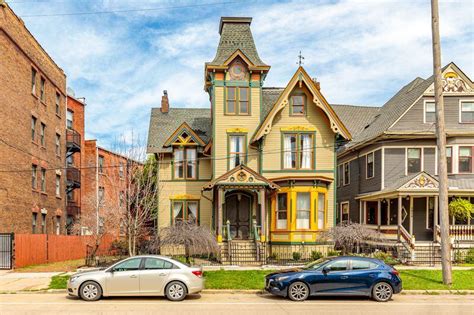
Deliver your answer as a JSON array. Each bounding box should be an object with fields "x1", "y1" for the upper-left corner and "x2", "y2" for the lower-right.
[
  {"x1": 252, "y1": 219, "x2": 260, "y2": 242},
  {"x1": 225, "y1": 220, "x2": 232, "y2": 241},
  {"x1": 400, "y1": 225, "x2": 415, "y2": 250}
]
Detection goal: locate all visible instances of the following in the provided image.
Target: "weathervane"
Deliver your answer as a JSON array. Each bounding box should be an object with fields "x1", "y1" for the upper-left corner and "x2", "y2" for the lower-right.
[{"x1": 297, "y1": 51, "x2": 305, "y2": 66}]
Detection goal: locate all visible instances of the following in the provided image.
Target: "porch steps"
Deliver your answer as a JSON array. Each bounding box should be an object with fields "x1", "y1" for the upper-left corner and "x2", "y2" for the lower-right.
[
  {"x1": 411, "y1": 244, "x2": 442, "y2": 265},
  {"x1": 220, "y1": 240, "x2": 266, "y2": 265}
]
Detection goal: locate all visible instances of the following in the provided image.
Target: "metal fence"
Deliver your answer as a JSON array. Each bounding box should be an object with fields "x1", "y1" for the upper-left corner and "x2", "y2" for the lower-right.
[{"x1": 0, "y1": 233, "x2": 13, "y2": 269}]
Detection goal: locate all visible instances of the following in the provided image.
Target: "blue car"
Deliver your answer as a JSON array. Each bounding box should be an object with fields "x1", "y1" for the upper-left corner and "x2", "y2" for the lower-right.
[{"x1": 265, "y1": 256, "x2": 402, "y2": 302}]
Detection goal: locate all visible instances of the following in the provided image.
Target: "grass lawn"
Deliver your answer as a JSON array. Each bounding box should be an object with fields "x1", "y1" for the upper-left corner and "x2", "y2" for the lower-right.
[
  {"x1": 49, "y1": 269, "x2": 474, "y2": 291},
  {"x1": 15, "y1": 259, "x2": 85, "y2": 273}
]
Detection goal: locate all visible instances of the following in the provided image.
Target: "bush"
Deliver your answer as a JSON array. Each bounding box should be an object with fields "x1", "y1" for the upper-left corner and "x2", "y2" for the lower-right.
[
  {"x1": 465, "y1": 249, "x2": 474, "y2": 264},
  {"x1": 371, "y1": 251, "x2": 399, "y2": 266},
  {"x1": 327, "y1": 250, "x2": 340, "y2": 257},
  {"x1": 449, "y1": 198, "x2": 473, "y2": 221},
  {"x1": 110, "y1": 239, "x2": 129, "y2": 256},
  {"x1": 292, "y1": 252, "x2": 302, "y2": 261},
  {"x1": 311, "y1": 251, "x2": 323, "y2": 261},
  {"x1": 268, "y1": 252, "x2": 278, "y2": 261}
]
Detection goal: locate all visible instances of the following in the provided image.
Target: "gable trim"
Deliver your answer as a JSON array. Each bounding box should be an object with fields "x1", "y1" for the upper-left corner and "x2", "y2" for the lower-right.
[{"x1": 163, "y1": 122, "x2": 206, "y2": 147}]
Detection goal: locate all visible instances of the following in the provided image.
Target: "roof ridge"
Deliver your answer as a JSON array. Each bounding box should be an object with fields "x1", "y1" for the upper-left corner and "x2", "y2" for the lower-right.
[{"x1": 331, "y1": 104, "x2": 380, "y2": 109}]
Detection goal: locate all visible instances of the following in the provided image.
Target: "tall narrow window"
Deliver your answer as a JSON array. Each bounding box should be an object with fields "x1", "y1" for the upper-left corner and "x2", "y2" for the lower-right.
[
  {"x1": 186, "y1": 148, "x2": 197, "y2": 178},
  {"x1": 32, "y1": 213, "x2": 37, "y2": 233},
  {"x1": 276, "y1": 193, "x2": 288, "y2": 229},
  {"x1": 366, "y1": 152, "x2": 374, "y2": 179},
  {"x1": 41, "y1": 213, "x2": 46, "y2": 233},
  {"x1": 459, "y1": 147, "x2": 472, "y2": 173},
  {"x1": 341, "y1": 203, "x2": 349, "y2": 222},
  {"x1": 337, "y1": 164, "x2": 343, "y2": 187},
  {"x1": 446, "y1": 147, "x2": 452, "y2": 174},
  {"x1": 32, "y1": 164, "x2": 37, "y2": 189},
  {"x1": 407, "y1": 148, "x2": 421, "y2": 174},
  {"x1": 343, "y1": 162, "x2": 350, "y2": 185},
  {"x1": 296, "y1": 192, "x2": 310, "y2": 229},
  {"x1": 40, "y1": 168, "x2": 46, "y2": 192},
  {"x1": 55, "y1": 92, "x2": 61, "y2": 115},
  {"x1": 55, "y1": 134, "x2": 61, "y2": 156},
  {"x1": 290, "y1": 95, "x2": 305, "y2": 115},
  {"x1": 40, "y1": 77, "x2": 45, "y2": 102},
  {"x1": 98, "y1": 155, "x2": 104, "y2": 173},
  {"x1": 318, "y1": 193, "x2": 325, "y2": 229},
  {"x1": 283, "y1": 134, "x2": 297, "y2": 169},
  {"x1": 300, "y1": 134, "x2": 312, "y2": 169},
  {"x1": 31, "y1": 116, "x2": 37, "y2": 141},
  {"x1": 40, "y1": 123, "x2": 46, "y2": 146},
  {"x1": 460, "y1": 102, "x2": 474, "y2": 123},
  {"x1": 98, "y1": 187, "x2": 105, "y2": 206},
  {"x1": 229, "y1": 135, "x2": 246, "y2": 168},
  {"x1": 66, "y1": 110, "x2": 73, "y2": 129},
  {"x1": 55, "y1": 216, "x2": 61, "y2": 235},
  {"x1": 31, "y1": 68, "x2": 37, "y2": 94},
  {"x1": 173, "y1": 148, "x2": 197, "y2": 179},
  {"x1": 424, "y1": 102, "x2": 436, "y2": 123},
  {"x1": 226, "y1": 87, "x2": 249, "y2": 115},
  {"x1": 55, "y1": 175, "x2": 61, "y2": 197},
  {"x1": 174, "y1": 148, "x2": 184, "y2": 179},
  {"x1": 283, "y1": 133, "x2": 313, "y2": 169},
  {"x1": 187, "y1": 201, "x2": 198, "y2": 224}
]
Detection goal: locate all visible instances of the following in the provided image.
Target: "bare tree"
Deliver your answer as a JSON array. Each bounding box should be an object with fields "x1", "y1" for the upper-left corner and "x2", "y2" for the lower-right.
[
  {"x1": 160, "y1": 221, "x2": 219, "y2": 264},
  {"x1": 323, "y1": 222, "x2": 384, "y2": 255}
]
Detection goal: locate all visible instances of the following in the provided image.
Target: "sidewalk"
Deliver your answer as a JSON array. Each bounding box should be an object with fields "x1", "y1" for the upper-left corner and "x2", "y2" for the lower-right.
[{"x1": 0, "y1": 271, "x2": 62, "y2": 292}]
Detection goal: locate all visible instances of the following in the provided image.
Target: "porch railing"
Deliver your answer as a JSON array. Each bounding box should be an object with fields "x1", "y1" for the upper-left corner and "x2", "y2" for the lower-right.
[
  {"x1": 434, "y1": 224, "x2": 441, "y2": 243},
  {"x1": 450, "y1": 225, "x2": 474, "y2": 241},
  {"x1": 399, "y1": 225, "x2": 415, "y2": 250}
]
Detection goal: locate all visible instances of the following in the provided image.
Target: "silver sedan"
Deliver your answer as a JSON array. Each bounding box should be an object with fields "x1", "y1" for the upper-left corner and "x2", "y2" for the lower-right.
[{"x1": 67, "y1": 255, "x2": 204, "y2": 301}]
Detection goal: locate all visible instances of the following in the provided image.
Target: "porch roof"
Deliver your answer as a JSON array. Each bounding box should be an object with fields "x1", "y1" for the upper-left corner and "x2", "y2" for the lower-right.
[{"x1": 202, "y1": 164, "x2": 279, "y2": 191}]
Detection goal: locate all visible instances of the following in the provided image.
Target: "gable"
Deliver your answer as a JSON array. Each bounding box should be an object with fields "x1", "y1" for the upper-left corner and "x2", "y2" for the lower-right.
[
  {"x1": 163, "y1": 122, "x2": 206, "y2": 147},
  {"x1": 252, "y1": 67, "x2": 351, "y2": 143},
  {"x1": 399, "y1": 172, "x2": 438, "y2": 190},
  {"x1": 203, "y1": 164, "x2": 279, "y2": 190},
  {"x1": 424, "y1": 63, "x2": 474, "y2": 95}
]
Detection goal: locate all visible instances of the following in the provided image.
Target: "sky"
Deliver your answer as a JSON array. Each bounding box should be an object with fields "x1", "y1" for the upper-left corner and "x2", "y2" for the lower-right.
[{"x1": 8, "y1": 0, "x2": 474, "y2": 149}]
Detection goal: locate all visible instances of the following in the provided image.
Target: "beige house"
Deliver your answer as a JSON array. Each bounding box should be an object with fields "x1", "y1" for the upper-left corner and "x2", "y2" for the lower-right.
[{"x1": 147, "y1": 17, "x2": 351, "y2": 262}]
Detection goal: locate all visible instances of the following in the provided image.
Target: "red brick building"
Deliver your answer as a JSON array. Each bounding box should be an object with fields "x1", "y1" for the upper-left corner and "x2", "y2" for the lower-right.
[{"x1": 0, "y1": 3, "x2": 67, "y2": 234}]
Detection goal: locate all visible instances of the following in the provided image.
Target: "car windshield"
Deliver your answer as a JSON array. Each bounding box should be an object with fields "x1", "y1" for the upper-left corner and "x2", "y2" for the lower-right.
[{"x1": 302, "y1": 258, "x2": 331, "y2": 270}]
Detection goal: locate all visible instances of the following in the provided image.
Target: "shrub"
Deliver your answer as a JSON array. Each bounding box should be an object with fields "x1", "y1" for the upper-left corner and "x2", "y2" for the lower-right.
[
  {"x1": 371, "y1": 251, "x2": 399, "y2": 266},
  {"x1": 311, "y1": 251, "x2": 323, "y2": 261},
  {"x1": 465, "y1": 248, "x2": 474, "y2": 264},
  {"x1": 327, "y1": 250, "x2": 340, "y2": 257},
  {"x1": 449, "y1": 198, "x2": 473, "y2": 221},
  {"x1": 268, "y1": 252, "x2": 278, "y2": 261},
  {"x1": 110, "y1": 239, "x2": 129, "y2": 256},
  {"x1": 292, "y1": 252, "x2": 302, "y2": 261}
]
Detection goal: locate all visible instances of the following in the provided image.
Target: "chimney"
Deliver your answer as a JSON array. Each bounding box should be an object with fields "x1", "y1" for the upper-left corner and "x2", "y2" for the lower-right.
[{"x1": 161, "y1": 90, "x2": 169, "y2": 113}]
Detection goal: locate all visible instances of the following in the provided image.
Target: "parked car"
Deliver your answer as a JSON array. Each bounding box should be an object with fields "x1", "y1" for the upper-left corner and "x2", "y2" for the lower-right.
[
  {"x1": 67, "y1": 255, "x2": 204, "y2": 302},
  {"x1": 265, "y1": 256, "x2": 401, "y2": 302}
]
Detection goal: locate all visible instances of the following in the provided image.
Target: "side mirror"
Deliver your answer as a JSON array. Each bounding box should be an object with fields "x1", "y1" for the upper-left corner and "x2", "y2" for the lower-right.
[{"x1": 322, "y1": 267, "x2": 330, "y2": 275}]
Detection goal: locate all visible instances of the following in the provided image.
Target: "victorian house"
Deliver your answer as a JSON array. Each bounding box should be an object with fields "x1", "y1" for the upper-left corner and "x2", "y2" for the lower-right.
[
  {"x1": 147, "y1": 17, "x2": 351, "y2": 262},
  {"x1": 335, "y1": 63, "x2": 474, "y2": 262}
]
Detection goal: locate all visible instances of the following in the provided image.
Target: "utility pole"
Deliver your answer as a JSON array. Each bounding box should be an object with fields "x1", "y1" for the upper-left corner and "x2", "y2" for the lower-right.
[{"x1": 430, "y1": 0, "x2": 452, "y2": 285}]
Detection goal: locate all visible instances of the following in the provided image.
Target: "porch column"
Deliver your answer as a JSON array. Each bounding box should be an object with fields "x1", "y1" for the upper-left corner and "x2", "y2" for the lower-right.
[
  {"x1": 409, "y1": 196, "x2": 414, "y2": 236},
  {"x1": 359, "y1": 200, "x2": 363, "y2": 223},
  {"x1": 217, "y1": 188, "x2": 224, "y2": 243},
  {"x1": 377, "y1": 199, "x2": 382, "y2": 230},
  {"x1": 434, "y1": 196, "x2": 439, "y2": 242},
  {"x1": 387, "y1": 200, "x2": 391, "y2": 225},
  {"x1": 397, "y1": 195, "x2": 402, "y2": 242},
  {"x1": 259, "y1": 189, "x2": 266, "y2": 242},
  {"x1": 363, "y1": 201, "x2": 367, "y2": 225}
]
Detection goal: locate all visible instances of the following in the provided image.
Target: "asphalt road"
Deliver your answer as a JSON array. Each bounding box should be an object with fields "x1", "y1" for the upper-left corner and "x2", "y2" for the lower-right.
[{"x1": 0, "y1": 293, "x2": 473, "y2": 315}]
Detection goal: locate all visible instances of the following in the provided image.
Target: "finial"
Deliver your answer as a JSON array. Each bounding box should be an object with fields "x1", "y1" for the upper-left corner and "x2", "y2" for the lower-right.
[{"x1": 297, "y1": 51, "x2": 305, "y2": 67}]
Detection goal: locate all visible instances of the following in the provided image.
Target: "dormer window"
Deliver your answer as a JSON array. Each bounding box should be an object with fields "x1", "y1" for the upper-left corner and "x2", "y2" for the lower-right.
[
  {"x1": 290, "y1": 94, "x2": 305, "y2": 115},
  {"x1": 174, "y1": 148, "x2": 197, "y2": 179},
  {"x1": 226, "y1": 87, "x2": 249, "y2": 115}
]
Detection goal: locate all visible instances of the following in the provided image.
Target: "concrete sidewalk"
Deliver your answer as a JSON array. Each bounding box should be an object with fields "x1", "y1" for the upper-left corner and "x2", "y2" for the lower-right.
[{"x1": 0, "y1": 271, "x2": 62, "y2": 292}]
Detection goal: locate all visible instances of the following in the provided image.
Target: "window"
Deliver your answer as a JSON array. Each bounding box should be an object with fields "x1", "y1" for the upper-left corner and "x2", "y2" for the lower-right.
[
  {"x1": 341, "y1": 202, "x2": 349, "y2": 222},
  {"x1": 55, "y1": 134, "x2": 60, "y2": 156},
  {"x1": 337, "y1": 164, "x2": 343, "y2": 187},
  {"x1": 296, "y1": 192, "x2": 310, "y2": 229},
  {"x1": 119, "y1": 162, "x2": 124, "y2": 178},
  {"x1": 31, "y1": 68, "x2": 37, "y2": 94},
  {"x1": 173, "y1": 148, "x2": 197, "y2": 179},
  {"x1": 98, "y1": 187, "x2": 105, "y2": 206},
  {"x1": 55, "y1": 92, "x2": 61, "y2": 115},
  {"x1": 424, "y1": 101, "x2": 436, "y2": 123},
  {"x1": 283, "y1": 133, "x2": 313, "y2": 169},
  {"x1": 407, "y1": 148, "x2": 421, "y2": 174},
  {"x1": 40, "y1": 123, "x2": 46, "y2": 146},
  {"x1": 40, "y1": 77, "x2": 45, "y2": 101},
  {"x1": 172, "y1": 200, "x2": 199, "y2": 224},
  {"x1": 460, "y1": 102, "x2": 474, "y2": 123},
  {"x1": 276, "y1": 193, "x2": 288, "y2": 229},
  {"x1": 290, "y1": 94, "x2": 305, "y2": 115},
  {"x1": 229, "y1": 135, "x2": 246, "y2": 168},
  {"x1": 55, "y1": 175, "x2": 61, "y2": 197},
  {"x1": 366, "y1": 152, "x2": 374, "y2": 179},
  {"x1": 143, "y1": 258, "x2": 174, "y2": 270},
  {"x1": 31, "y1": 116, "x2": 37, "y2": 141},
  {"x1": 66, "y1": 110, "x2": 73, "y2": 129},
  {"x1": 40, "y1": 168, "x2": 46, "y2": 192},
  {"x1": 343, "y1": 162, "x2": 350, "y2": 185},
  {"x1": 41, "y1": 213, "x2": 46, "y2": 233},
  {"x1": 226, "y1": 87, "x2": 249, "y2": 115},
  {"x1": 459, "y1": 147, "x2": 472, "y2": 173},
  {"x1": 55, "y1": 216, "x2": 61, "y2": 235},
  {"x1": 32, "y1": 164, "x2": 37, "y2": 189},
  {"x1": 351, "y1": 260, "x2": 377, "y2": 270},
  {"x1": 32, "y1": 213, "x2": 37, "y2": 233},
  {"x1": 446, "y1": 147, "x2": 452, "y2": 174},
  {"x1": 326, "y1": 259, "x2": 348, "y2": 272},
  {"x1": 98, "y1": 155, "x2": 104, "y2": 173},
  {"x1": 317, "y1": 193, "x2": 325, "y2": 229},
  {"x1": 112, "y1": 258, "x2": 142, "y2": 272}
]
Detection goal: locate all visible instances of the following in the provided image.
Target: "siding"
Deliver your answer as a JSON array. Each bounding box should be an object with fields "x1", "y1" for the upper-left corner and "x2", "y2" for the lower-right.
[
  {"x1": 423, "y1": 147, "x2": 436, "y2": 174},
  {"x1": 384, "y1": 148, "x2": 406, "y2": 182}
]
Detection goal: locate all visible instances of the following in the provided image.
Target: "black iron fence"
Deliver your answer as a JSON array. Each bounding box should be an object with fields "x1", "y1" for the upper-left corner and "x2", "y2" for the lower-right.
[{"x1": 0, "y1": 233, "x2": 13, "y2": 269}]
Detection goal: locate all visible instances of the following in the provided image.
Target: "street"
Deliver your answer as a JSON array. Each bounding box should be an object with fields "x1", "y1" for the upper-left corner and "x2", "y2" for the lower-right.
[{"x1": 0, "y1": 293, "x2": 473, "y2": 315}]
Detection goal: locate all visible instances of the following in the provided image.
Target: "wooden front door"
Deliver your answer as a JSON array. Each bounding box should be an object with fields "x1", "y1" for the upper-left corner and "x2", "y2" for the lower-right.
[{"x1": 225, "y1": 193, "x2": 251, "y2": 239}]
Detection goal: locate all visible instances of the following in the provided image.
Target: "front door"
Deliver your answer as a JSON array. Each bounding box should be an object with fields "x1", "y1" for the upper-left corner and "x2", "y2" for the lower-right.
[
  {"x1": 413, "y1": 197, "x2": 433, "y2": 241},
  {"x1": 225, "y1": 193, "x2": 251, "y2": 239},
  {"x1": 105, "y1": 257, "x2": 141, "y2": 295}
]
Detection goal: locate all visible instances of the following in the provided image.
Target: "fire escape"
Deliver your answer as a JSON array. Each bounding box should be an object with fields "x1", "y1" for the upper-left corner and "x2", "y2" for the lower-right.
[{"x1": 66, "y1": 128, "x2": 81, "y2": 218}]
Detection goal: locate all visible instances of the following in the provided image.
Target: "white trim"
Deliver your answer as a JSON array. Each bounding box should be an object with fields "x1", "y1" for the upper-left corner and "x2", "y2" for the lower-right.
[
  {"x1": 435, "y1": 146, "x2": 438, "y2": 175},
  {"x1": 459, "y1": 99, "x2": 474, "y2": 123},
  {"x1": 381, "y1": 148, "x2": 385, "y2": 189},
  {"x1": 340, "y1": 201, "x2": 350, "y2": 222},
  {"x1": 423, "y1": 99, "x2": 436, "y2": 124},
  {"x1": 453, "y1": 144, "x2": 459, "y2": 174},
  {"x1": 406, "y1": 147, "x2": 423, "y2": 175},
  {"x1": 365, "y1": 152, "x2": 375, "y2": 180}
]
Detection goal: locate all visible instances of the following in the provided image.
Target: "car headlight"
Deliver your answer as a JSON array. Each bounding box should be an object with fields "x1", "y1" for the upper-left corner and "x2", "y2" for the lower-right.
[
  {"x1": 69, "y1": 276, "x2": 80, "y2": 283},
  {"x1": 275, "y1": 276, "x2": 290, "y2": 282}
]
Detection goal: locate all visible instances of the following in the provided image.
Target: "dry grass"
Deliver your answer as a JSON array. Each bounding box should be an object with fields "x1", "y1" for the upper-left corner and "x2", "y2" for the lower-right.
[{"x1": 14, "y1": 259, "x2": 86, "y2": 273}]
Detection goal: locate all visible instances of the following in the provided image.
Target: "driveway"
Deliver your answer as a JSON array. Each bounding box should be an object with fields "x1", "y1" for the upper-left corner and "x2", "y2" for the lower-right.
[{"x1": 0, "y1": 272, "x2": 61, "y2": 292}]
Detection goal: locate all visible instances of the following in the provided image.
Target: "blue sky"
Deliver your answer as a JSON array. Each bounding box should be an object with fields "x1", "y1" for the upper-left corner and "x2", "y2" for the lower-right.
[{"x1": 9, "y1": 0, "x2": 474, "y2": 149}]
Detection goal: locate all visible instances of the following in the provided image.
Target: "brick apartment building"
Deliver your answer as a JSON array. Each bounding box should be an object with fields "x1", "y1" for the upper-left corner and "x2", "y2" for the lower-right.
[{"x1": 0, "y1": 3, "x2": 67, "y2": 234}]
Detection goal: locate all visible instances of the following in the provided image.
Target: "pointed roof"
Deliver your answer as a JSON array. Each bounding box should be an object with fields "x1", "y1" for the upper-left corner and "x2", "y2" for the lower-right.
[
  {"x1": 203, "y1": 164, "x2": 279, "y2": 191},
  {"x1": 207, "y1": 17, "x2": 268, "y2": 68},
  {"x1": 163, "y1": 122, "x2": 206, "y2": 147},
  {"x1": 252, "y1": 66, "x2": 352, "y2": 142}
]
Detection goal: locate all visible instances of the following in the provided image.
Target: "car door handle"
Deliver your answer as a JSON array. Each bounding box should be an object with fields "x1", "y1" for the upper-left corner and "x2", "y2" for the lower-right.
[
  {"x1": 340, "y1": 276, "x2": 349, "y2": 279},
  {"x1": 130, "y1": 275, "x2": 137, "y2": 278},
  {"x1": 158, "y1": 273, "x2": 167, "y2": 276}
]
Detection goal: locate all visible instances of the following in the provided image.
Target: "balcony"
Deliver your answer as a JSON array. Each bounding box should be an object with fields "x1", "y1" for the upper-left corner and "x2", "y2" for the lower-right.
[
  {"x1": 66, "y1": 167, "x2": 81, "y2": 191},
  {"x1": 66, "y1": 129, "x2": 81, "y2": 154},
  {"x1": 66, "y1": 201, "x2": 80, "y2": 217}
]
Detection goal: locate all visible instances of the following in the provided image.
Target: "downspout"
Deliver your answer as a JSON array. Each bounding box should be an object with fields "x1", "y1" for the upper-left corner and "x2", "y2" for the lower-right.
[{"x1": 95, "y1": 146, "x2": 99, "y2": 235}]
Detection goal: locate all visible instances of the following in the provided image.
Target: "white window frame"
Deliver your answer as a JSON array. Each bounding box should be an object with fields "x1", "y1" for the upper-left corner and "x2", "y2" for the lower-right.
[
  {"x1": 340, "y1": 201, "x2": 350, "y2": 223},
  {"x1": 343, "y1": 162, "x2": 350, "y2": 186},
  {"x1": 366, "y1": 152, "x2": 375, "y2": 179},
  {"x1": 423, "y1": 100, "x2": 436, "y2": 124},
  {"x1": 405, "y1": 147, "x2": 423, "y2": 175},
  {"x1": 459, "y1": 99, "x2": 474, "y2": 123},
  {"x1": 276, "y1": 193, "x2": 288, "y2": 230}
]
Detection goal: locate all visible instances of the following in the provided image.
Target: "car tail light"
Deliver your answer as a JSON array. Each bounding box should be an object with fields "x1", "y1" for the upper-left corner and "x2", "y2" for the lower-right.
[
  {"x1": 390, "y1": 269, "x2": 399, "y2": 276},
  {"x1": 192, "y1": 270, "x2": 203, "y2": 277}
]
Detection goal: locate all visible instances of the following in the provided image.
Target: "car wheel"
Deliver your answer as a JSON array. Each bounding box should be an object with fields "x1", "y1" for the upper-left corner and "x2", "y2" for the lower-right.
[
  {"x1": 372, "y1": 282, "x2": 393, "y2": 302},
  {"x1": 79, "y1": 281, "x2": 102, "y2": 302},
  {"x1": 165, "y1": 281, "x2": 187, "y2": 301},
  {"x1": 288, "y1": 281, "x2": 309, "y2": 301}
]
